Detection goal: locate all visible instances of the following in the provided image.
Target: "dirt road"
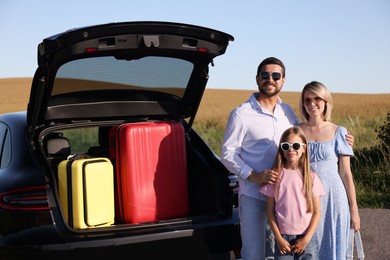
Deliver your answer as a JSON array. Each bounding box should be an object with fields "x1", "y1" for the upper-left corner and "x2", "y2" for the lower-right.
[{"x1": 358, "y1": 208, "x2": 390, "y2": 259}]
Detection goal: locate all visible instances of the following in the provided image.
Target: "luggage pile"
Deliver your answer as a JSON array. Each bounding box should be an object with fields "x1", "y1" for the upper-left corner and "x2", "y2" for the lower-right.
[{"x1": 57, "y1": 121, "x2": 189, "y2": 229}]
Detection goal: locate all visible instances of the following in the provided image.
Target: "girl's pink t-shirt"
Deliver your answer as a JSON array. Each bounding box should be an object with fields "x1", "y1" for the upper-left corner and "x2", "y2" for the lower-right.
[{"x1": 260, "y1": 168, "x2": 325, "y2": 235}]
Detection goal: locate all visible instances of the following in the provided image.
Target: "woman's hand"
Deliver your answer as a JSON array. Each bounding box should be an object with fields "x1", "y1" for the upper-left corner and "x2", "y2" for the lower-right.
[{"x1": 351, "y1": 210, "x2": 361, "y2": 232}]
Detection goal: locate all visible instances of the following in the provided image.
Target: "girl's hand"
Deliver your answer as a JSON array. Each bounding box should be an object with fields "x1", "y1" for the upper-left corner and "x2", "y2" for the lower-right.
[
  {"x1": 277, "y1": 238, "x2": 293, "y2": 255},
  {"x1": 292, "y1": 237, "x2": 309, "y2": 255}
]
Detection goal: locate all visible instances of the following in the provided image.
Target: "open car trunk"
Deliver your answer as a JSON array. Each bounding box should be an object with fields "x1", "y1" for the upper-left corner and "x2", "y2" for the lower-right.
[
  {"x1": 25, "y1": 22, "x2": 239, "y2": 255},
  {"x1": 41, "y1": 120, "x2": 235, "y2": 232}
]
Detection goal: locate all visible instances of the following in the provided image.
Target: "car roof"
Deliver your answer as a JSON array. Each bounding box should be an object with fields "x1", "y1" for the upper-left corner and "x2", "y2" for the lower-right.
[{"x1": 26, "y1": 21, "x2": 234, "y2": 137}]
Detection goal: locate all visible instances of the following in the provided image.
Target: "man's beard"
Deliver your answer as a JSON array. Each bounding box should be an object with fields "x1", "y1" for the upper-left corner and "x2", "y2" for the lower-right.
[{"x1": 259, "y1": 84, "x2": 281, "y2": 97}]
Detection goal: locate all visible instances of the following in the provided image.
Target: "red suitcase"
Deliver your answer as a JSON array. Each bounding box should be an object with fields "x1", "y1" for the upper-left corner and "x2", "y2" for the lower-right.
[{"x1": 110, "y1": 121, "x2": 189, "y2": 224}]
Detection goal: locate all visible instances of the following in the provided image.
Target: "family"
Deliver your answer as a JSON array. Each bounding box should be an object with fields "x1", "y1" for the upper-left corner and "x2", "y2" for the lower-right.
[{"x1": 221, "y1": 57, "x2": 360, "y2": 260}]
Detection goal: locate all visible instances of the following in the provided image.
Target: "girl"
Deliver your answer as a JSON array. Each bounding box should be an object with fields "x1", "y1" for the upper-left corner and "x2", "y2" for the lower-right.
[{"x1": 260, "y1": 127, "x2": 325, "y2": 259}]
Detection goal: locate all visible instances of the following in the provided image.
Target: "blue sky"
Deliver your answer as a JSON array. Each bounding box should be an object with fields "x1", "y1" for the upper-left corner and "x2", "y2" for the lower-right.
[{"x1": 1, "y1": 0, "x2": 389, "y2": 94}]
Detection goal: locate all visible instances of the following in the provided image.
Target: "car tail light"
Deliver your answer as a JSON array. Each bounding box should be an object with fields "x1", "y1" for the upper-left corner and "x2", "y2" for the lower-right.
[{"x1": 0, "y1": 186, "x2": 49, "y2": 210}]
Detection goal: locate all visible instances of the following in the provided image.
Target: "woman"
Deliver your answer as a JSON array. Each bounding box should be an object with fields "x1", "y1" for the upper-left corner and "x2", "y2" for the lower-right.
[{"x1": 298, "y1": 81, "x2": 360, "y2": 259}]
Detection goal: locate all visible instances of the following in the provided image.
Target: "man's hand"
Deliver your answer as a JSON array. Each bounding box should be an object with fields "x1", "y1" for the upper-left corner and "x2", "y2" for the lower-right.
[
  {"x1": 346, "y1": 130, "x2": 354, "y2": 147},
  {"x1": 248, "y1": 169, "x2": 278, "y2": 185}
]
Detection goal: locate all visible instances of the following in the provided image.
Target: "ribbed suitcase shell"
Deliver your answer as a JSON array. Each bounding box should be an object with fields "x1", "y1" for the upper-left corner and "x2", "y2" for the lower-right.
[
  {"x1": 111, "y1": 121, "x2": 189, "y2": 224},
  {"x1": 58, "y1": 157, "x2": 115, "y2": 229}
]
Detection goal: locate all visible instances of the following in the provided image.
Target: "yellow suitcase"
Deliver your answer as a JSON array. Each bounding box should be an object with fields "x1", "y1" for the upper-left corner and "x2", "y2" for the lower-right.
[{"x1": 58, "y1": 156, "x2": 115, "y2": 229}]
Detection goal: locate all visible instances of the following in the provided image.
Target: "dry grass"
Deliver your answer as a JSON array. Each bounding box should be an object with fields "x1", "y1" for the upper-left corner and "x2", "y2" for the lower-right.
[
  {"x1": 1, "y1": 77, "x2": 389, "y2": 148},
  {"x1": 0, "y1": 78, "x2": 32, "y2": 113},
  {"x1": 2, "y1": 78, "x2": 388, "y2": 120},
  {"x1": 197, "y1": 89, "x2": 390, "y2": 149},
  {"x1": 198, "y1": 88, "x2": 390, "y2": 124}
]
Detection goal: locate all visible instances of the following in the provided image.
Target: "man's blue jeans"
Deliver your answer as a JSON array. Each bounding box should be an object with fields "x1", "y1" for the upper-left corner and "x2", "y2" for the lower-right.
[{"x1": 239, "y1": 194, "x2": 275, "y2": 260}]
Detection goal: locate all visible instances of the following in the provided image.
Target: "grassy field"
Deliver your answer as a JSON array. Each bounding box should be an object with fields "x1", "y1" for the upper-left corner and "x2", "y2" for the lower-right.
[
  {"x1": 196, "y1": 89, "x2": 390, "y2": 151},
  {"x1": 195, "y1": 89, "x2": 390, "y2": 208},
  {"x1": 1, "y1": 78, "x2": 389, "y2": 208}
]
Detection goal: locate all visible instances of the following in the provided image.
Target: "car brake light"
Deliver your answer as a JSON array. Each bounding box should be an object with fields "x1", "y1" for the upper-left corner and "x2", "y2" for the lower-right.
[
  {"x1": 196, "y1": 47, "x2": 209, "y2": 53},
  {"x1": 0, "y1": 186, "x2": 49, "y2": 210},
  {"x1": 84, "y1": 47, "x2": 98, "y2": 53}
]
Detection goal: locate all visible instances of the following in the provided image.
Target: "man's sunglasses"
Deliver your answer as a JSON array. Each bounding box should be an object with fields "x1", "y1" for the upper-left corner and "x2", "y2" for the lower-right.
[
  {"x1": 280, "y1": 142, "x2": 306, "y2": 151},
  {"x1": 259, "y1": 72, "x2": 282, "y2": 81}
]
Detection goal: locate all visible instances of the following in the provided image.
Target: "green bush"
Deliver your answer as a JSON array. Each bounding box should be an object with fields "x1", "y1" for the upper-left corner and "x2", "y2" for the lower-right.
[
  {"x1": 375, "y1": 112, "x2": 390, "y2": 156},
  {"x1": 193, "y1": 118, "x2": 225, "y2": 156},
  {"x1": 62, "y1": 127, "x2": 99, "y2": 153},
  {"x1": 351, "y1": 113, "x2": 390, "y2": 208}
]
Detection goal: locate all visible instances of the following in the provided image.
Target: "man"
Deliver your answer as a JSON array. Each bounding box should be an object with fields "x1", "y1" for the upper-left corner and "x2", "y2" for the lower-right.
[{"x1": 221, "y1": 57, "x2": 296, "y2": 260}]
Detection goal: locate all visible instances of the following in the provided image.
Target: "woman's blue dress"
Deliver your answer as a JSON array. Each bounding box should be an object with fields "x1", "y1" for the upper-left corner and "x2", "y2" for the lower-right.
[{"x1": 308, "y1": 126, "x2": 354, "y2": 259}]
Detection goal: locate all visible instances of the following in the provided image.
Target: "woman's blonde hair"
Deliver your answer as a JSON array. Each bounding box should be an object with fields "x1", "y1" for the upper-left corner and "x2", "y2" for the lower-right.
[
  {"x1": 272, "y1": 127, "x2": 314, "y2": 212},
  {"x1": 299, "y1": 81, "x2": 333, "y2": 124}
]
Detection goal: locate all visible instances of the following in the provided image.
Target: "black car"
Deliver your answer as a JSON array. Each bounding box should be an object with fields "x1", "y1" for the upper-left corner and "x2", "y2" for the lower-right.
[{"x1": 0, "y1": 21, "x2": 241, "y2": 259}]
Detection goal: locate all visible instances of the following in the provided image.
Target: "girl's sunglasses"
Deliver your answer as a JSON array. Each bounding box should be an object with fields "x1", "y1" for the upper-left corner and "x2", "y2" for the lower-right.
[
  {"x1": 259, "y1": 72, "x2": 282, "y2": 81},
  {"x1": 280, "y1": 142, "x2": 306, "y2": 151}
]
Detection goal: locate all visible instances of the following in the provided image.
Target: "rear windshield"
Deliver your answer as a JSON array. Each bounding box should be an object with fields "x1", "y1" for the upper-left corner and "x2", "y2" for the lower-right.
[{"x1": 52, "y1": 56, "x2": 193, "y2": 98}]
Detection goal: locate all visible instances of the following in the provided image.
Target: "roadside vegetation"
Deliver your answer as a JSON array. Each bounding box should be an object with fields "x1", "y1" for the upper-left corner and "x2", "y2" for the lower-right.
[{"x1": 194, "y1": 90, "x2": 390, "y2": 209}]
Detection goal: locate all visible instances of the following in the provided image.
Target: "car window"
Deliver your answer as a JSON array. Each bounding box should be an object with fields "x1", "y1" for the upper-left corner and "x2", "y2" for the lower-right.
[
  {"x1": 0, "y1": 122, "x2": 11, "y2": 169},
  {"x1": 61, "y1": 127, "x2": 100, "y2": 154},
  {"x1": 52, "y1": 56, "x2": 193, "y2": 98}
]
